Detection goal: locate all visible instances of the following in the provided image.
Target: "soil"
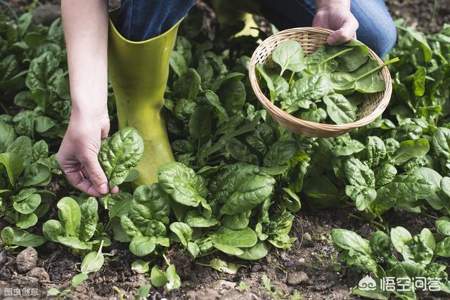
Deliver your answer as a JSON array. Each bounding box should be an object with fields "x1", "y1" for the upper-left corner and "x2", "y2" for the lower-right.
[
  {"x1": 1, "y1": 1, "x2": 449, "y2": 300},
  {"x1": 0, "y1": 208, "x2": 365, "y2": 299}
]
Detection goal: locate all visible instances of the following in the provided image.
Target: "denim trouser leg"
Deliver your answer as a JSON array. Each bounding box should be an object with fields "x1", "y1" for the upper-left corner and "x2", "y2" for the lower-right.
[
  {"x1": 114, "y1": 0, "x2": 396, "y2": 56},
  {"x1": 260, "y1": 0, "x2": 397, "y2": 57},
  {"x1": 113, "y1": 0, "x2": 196, "y2": 41}
]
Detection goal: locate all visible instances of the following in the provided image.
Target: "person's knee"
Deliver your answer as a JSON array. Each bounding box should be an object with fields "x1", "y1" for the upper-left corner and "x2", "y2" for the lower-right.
[
  {"x1": 370, "y1": 22, "x2": 397, "y2": 58},
  {"x1": 357, "y1": 14, "x2": 397, "y2": 57}
]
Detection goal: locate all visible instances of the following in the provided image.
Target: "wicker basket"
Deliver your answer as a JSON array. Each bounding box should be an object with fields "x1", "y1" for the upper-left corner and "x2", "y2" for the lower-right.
[{"x1": 249, "y1": 27, "x2": 393, "y2": 137}]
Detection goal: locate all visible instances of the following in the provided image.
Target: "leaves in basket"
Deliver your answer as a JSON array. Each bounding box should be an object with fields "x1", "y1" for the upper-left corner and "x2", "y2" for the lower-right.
[{"x1": 257, "y1": 39, "x2": 398, "y2": 125}]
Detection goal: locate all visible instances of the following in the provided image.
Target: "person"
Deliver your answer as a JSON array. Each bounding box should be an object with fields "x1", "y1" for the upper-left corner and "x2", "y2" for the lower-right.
[{"x1": 56, "y1": 0, "x2": 397, "y2": 196}]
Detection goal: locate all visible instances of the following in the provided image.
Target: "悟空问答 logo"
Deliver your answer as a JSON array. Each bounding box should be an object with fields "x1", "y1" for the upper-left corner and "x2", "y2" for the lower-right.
[{"x1": 358, "y1": 275, "x2": 377, "y2": 291}]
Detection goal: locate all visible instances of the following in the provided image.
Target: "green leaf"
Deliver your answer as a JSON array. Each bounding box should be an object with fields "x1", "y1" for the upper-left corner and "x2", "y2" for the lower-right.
[
  {"x1": 57, "y1": 197, "x2": 81, "y2": 237},
  {"x1": 345, "y1": 158, "x2": 375, "y2": 188},
  {"x1": 390, "y1": 226, "x2": 413, "y2": 256},
  {"x1": 420, "y1": 228, "x2": 435, "y2": 251},
  {"x1": 375, "y1": 163, "x2": 397, "y2": 187},
  {"x1": 79, "y1": 197, "x2": 99, "y2": 242},
  {"x1": 185, "y1": 210, "x2": 218, "y2": 228},
  {"x1": 413, "y1": 167, "x2": 445, "y2": 210},
  {"x1": 222, "y1": 211, "x2": 251, "y2": 230},
  {"x1": 212, "y1": 227, "x2": 258, "y2": 248},
  {"x1": 267, "y1": 210, "x2": 296, "y2": 249},
  {"x1": 158, "y1": 162, "x2": 207, "y2": 207},
  {"x1": 436, "y1": 217, "x2": 450, "y2": 236},
  {"x1": 329, "y1": 41, "x2": 369, "y2": 72},
  {"x1": 344, "y1": 157, "x2": 377, "y2": 211},
  {"x1": 1, "y1": 226, "x2": 45, "y2": 247},
  {"x1": 281, "y1": 188, "x2": 302, "y2": 213},
  {"x1": 377, "y1": 174, "x2": 433, "y2": 205},
  {"x1": 442, "y1": 177, "x2": 450, "y2": 198},
  {"x1": 169, "y1": 51, "x2": 188, "y2": 77},
  {"x1": 272, "y1": 40, "x2": 306, "y2": 75},
  {"x1": 129, "y1": 236, "x2": 156, "y2": 257},
  {"x1": 433, "y1": 128, "x2": 450, "y2": 169},
  {"x1": 131, "y1": 184, "x2": 171, "y2": 224},
  {"x1": 12, "y1": 189, "x2": 41, "y2": 214},
  {"x1": 331, "y1": 229, "x2": 372, "y2": 255},
  {"x1": 256, "y1": 64, "x2": 276, "y2": 100},
  {"x1": 136, "y1": 284, "x2": 151, "y2": 299},
  {"x1": 71, "y1": 273, "x2": 88, "y2": 287},
  {"x1": 0, "y1": 152, "x2": 24, "y2": 186},
  {"x1": 99, "y1": 127, "x2": 144, "y2": 187},
  {"x1": 81, "y1": 251, "x2": 104, "y2": 274},
  {"x1": 366, "y1": 136, "x2": 387, "y2": 168},
  {"x1": 392, "y1": 138, "x2": 430, "y2": 165},
  {"x1": 47, "y1": 288, "x2": 61, "y2": 297},
  {"x1": 236, "y1": 242, "x2": 269, "y2": 260},
  {"x1": 165, "y1": 264, "x2": 181, "y2": 291},
  {"x1": 323, "y1": 94, "x2": 357, "y2": 124},
  {"x1": 42, "y1": 219, "x2": 64, "y2": 242},
  {"x1": 120, "y1": 215, "x2": 142, "y2": 238},
  {"x1": 403, "y1": 26, "x2": 432, "y2": 62},
  {"x1": 0, "y1": 121, "x2": 16, "y2": 153},
  {"x1": 169, "y1": 222, "x2": 192, "y2": 247},
  {"x1": 150, "y1": 266, "x2": 168, "y2": 288},
  {"x1": 57, "y1": 236, "x2": 92, "y2": 250},
  {"x1": 173, "y1": 68, "x2": 201, "y2": 100},
  {"x1": 132, "y1": 260, "x2": 150, "y2": 274},
  {"x1": 105, "y1": 192, "x2": 133, "y2": 218},
  {"x1": 218, "y1": 78, "x2": 246, "y2": 114},
  {"x1": 189, "y1": 105, "x2": 212, "y2": 140},
  {"x1": 203, "y1": 90, "x2": 228, "y2": 122},
  {"x1": 436, "y1": 237, "x2": 450, "y2": 257},
  {"x1": 16, "y1": 213, "x2": 38, "y2": 229},
  {"x1": 187, "y1": 242, "x2": 200, "y2": 258},
  {"x1": 207, "y1": 258, "x2": 242, "y2": 274},
  {"x1": 413, "y1": 66, "x2": 426, "y2": 96},
  {"x1": 303, "y1": 175, "x2": 341, "y2": 208},
  {"x1": 220, "y1": 174, "x2": 275, "y2": 215}
]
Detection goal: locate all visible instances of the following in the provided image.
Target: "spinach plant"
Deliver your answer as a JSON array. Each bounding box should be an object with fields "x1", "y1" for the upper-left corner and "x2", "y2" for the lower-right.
[{"x1": 257, "y1": 40, "x2": 398, "y2": 124}]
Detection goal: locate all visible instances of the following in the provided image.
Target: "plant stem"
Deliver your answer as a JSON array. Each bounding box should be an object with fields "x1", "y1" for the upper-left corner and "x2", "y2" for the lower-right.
[
  {"x1": 0, "y1": 101, "x2": 9, "y2": 115},
  {"x1": 352, "y1": 57, "x2": 400, "y2": 82},
  {"x1": 288, "y1": 71, "x2": 295, "y2": 86},
  {"x1": 321, "y1": 48, "x2": 353, "y2": 65},
  {"x1": 97, "y1": 240, "x2": 104, "y2": 256}
]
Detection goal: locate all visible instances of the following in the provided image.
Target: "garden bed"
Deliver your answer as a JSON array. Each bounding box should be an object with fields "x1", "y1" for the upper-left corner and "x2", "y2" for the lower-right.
[{"x1": 0, "y1": 1, "x2": 449, "y2": 300}]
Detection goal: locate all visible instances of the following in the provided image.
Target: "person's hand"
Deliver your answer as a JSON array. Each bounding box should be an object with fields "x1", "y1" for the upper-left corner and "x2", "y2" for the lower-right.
[
  {"x1": 313, "y1": 1, "x2": 359, "y2": 45},
  {"x1": 57, "y1": 109, "x2": 117, "y2": 196}
]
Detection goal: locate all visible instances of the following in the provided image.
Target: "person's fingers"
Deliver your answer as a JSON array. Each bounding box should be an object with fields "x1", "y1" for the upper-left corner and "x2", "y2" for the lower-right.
[
  {"x1": 65, "y1": 170, "x2": 102, "y2": 197},
  {"x1": 327, "y1": 17, "x2": 359, "y2": 45},
  {"x1": 312, "y1": 11, "x2": 328, "y2": 28},
  {"x1": 79, "y1": 152, "x2": 109, "y2": 195},
  {"x1": 101, "y1": 121, "x2": 110, "y2": 139}
]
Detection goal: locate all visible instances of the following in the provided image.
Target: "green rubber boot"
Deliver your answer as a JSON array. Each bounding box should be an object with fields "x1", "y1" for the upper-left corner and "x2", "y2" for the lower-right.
[{"x1": 108, "y1": 21, "x2": 180, "y2": 185}]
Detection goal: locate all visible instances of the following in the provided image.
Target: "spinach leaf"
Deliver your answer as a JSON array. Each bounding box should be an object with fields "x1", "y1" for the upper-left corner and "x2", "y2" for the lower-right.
[
  {"x1": 1, "y1": 226, "x2": 45, "y2": 247},
  {"x1": 323, "y1": 94, "x2": 357, "y2": 124},
  {"x1": 272, "y1": 40, "x2": 306, "y2": 75},
  {"x1": 158, "y1": 162, "x2": 207, "y2": 207},
  {"x1": 99, "y1": 127, "x2": 144, "y2": 187}
]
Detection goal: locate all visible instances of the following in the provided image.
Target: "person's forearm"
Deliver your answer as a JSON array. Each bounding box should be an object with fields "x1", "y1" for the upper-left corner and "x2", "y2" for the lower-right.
[
  {"x1": 61, "y1": 0, "x2": 108, "y2": 117},
  {"x1": 316, "y1": 0, "x2": 350, "y2": 10}
]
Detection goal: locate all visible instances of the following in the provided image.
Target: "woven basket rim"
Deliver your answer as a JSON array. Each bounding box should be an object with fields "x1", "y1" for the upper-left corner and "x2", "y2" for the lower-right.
[{"x1": 248, "y1": 27, "x2": 393, "y2": 134}]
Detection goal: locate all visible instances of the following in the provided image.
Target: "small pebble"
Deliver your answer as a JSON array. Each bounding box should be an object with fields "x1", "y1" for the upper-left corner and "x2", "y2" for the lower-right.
[
  {"x1": 27, "y1": 267, "x2": 50, "y2": 281},
  {"x1": 16, "y1": 247, "x2": 38, "y2": 273},
  {"x1": 302, "y1": 232, "x2": 313, "y2": 247},
  {"x1": 0, "y1": 251, "x2": 7, "y2": 265},
  {"x1": 287, "y1": 271, "x2": 309, "y2": 286},
  {"x1": 251, "y1": 264, "x2": 262, "y2": 272}
]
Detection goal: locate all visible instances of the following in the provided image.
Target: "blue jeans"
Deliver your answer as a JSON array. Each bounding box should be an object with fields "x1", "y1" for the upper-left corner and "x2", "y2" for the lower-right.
[{"x1": 114, "y1": 0, "x2": 396, "y2": 57}]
